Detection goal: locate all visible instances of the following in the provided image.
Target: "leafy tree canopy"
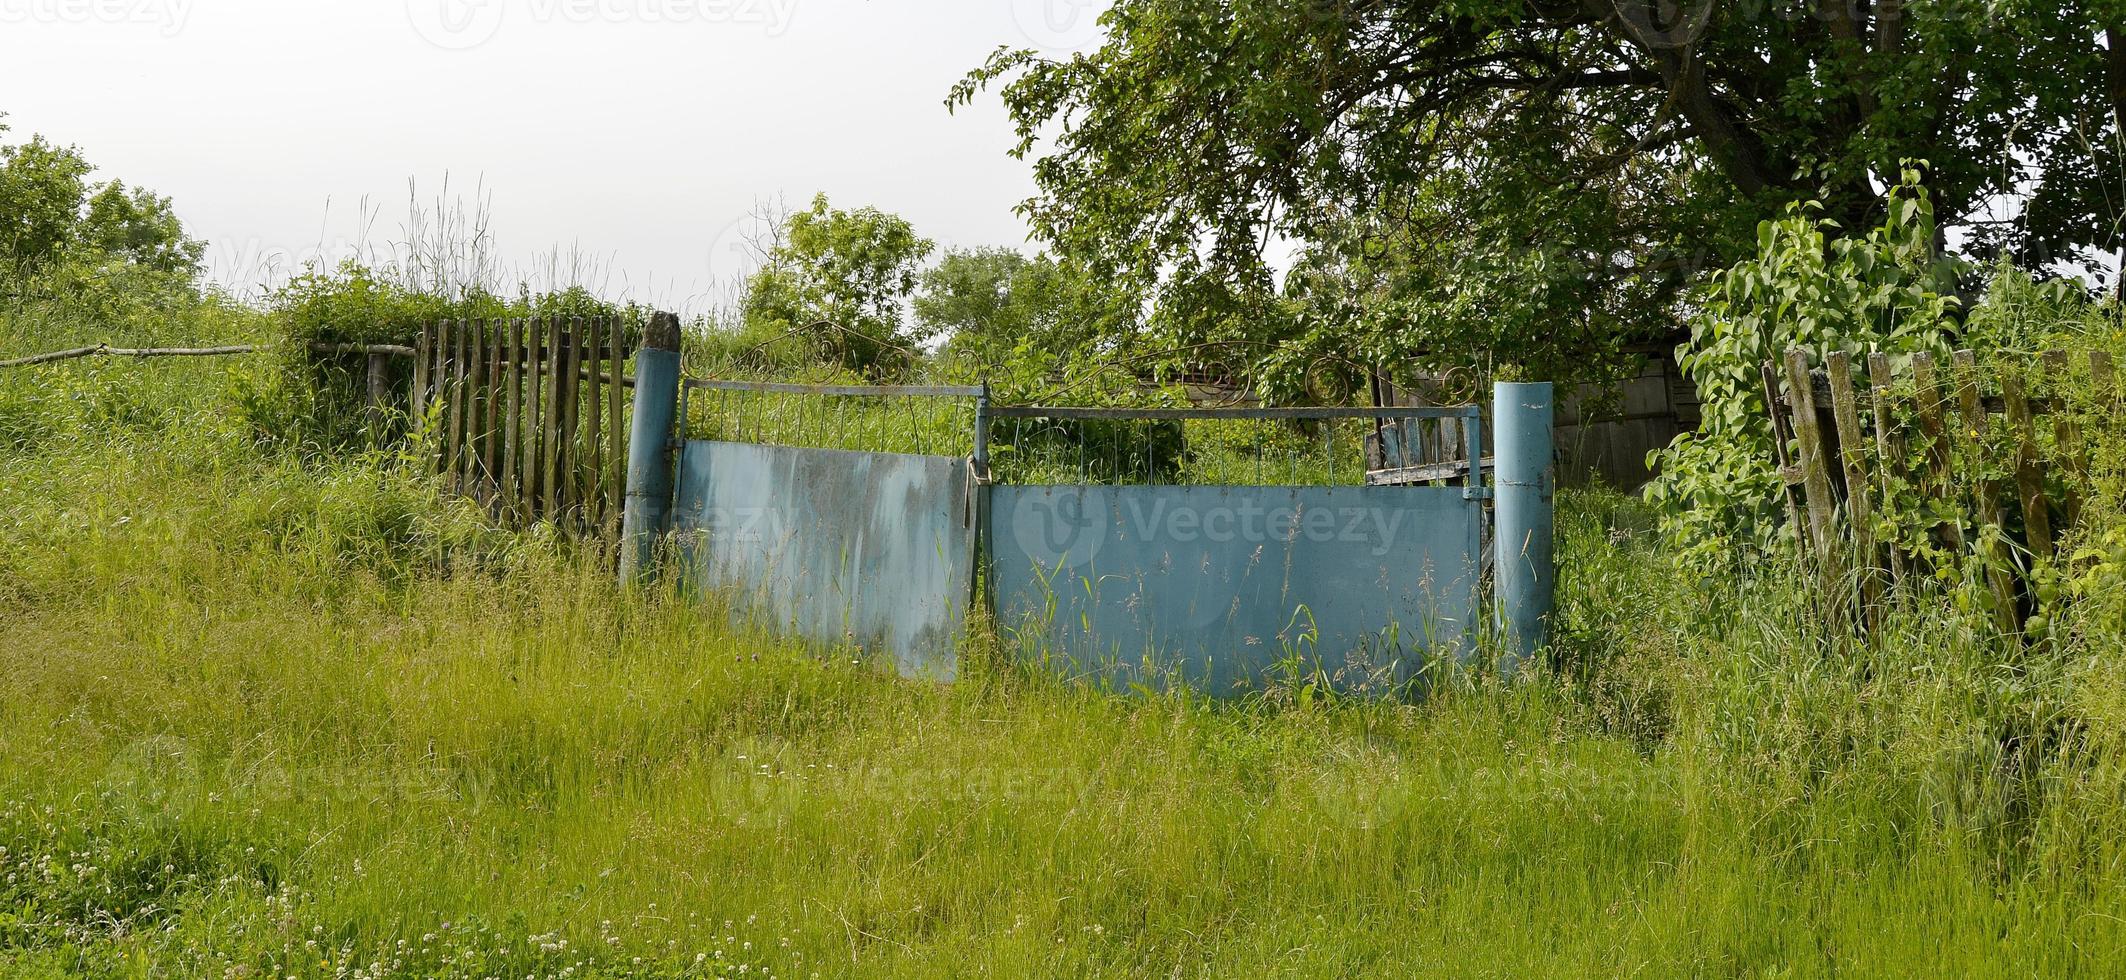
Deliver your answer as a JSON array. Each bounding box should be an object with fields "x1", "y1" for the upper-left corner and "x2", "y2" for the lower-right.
[
  {"x1": 955, "y1": 1, "x2": 2125, "y2": 390},
  {"x1": 0, "y1": 124, "x2": 203, "y2": 280},
  {"x1": 915, "y1": 246, "x2": 1141, "y2": 371},
  {"x1": 742, "y1": 194, "x2": 935, "y2": 378}
]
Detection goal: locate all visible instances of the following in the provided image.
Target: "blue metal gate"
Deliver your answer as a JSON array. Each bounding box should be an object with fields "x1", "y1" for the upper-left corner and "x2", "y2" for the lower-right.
[
  {"x1": 664, "y1": 380, "x2": 984, "y2": 680},
  {"x1": 624, "y1": 343, "x2": 1550, "y2": 696},
  {"x1": 985, "y1": 405, "x2": 1488, "y2": 694}
]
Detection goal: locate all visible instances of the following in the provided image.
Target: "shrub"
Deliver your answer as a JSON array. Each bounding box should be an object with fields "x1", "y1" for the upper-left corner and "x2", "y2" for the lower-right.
[{"x1": 1646, "y1": 169, "x2": 1964, "y2": 567}]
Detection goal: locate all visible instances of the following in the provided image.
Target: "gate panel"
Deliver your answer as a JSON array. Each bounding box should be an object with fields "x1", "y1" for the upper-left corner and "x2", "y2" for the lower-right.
[
  {"x1": 989, "y1": 484, "x2": 1482, "y2": 694},
  {"x1": 671, "y1": 440, "x2": 975, "y2": 680}
]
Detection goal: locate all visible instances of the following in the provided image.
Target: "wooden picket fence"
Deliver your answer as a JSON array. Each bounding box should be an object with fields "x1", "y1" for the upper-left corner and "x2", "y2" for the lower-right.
[
  {"x1": 1762, "y1": 346, "x2": 2117, "y2": 631},
  {"x1": 411, "y1": 317, "x2": 636, "y2": 532}
]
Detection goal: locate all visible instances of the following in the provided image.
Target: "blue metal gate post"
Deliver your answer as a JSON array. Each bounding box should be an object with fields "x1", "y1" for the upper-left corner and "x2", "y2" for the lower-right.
[
  {"x1": 1493, "y1": 382, "x2": 1555, "y2": 676},
  {"x1": 620, "y1": 312, "x2": 684, "y2": 583}
]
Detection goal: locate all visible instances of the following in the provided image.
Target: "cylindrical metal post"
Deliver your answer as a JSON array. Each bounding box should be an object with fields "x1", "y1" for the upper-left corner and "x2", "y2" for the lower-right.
[
  {"x1": 619, "y1": 312, "x2": 684, "y2": 583},
  {"x1": 1493, "y1": 382, "x2": 1555, "y2": 676}
]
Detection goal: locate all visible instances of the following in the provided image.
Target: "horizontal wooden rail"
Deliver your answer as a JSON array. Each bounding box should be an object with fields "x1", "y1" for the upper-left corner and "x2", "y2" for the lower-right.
[
  {"x1": 1366, "y1": 457, "x2": 1495, "y2": 486},
  {"x1": 0, "y1": 341, "x2": 416, "y2": 369},
  {"x1": 0, "y1": 341, "x2": 633, "y2": 387}
]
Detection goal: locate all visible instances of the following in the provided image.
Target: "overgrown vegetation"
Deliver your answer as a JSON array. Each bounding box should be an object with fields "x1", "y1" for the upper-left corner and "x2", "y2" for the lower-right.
[
  {"x1": 7, "y1": 21, "x2": 2126, "y2": 967},
  {"x1": 11, "y1": 355, "x2": 2126, "y2": 973}
]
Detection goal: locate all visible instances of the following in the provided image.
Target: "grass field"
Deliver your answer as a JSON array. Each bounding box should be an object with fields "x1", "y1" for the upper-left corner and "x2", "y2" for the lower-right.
[{"x1": 6, "y1": 355, "x2": 2126, "y2": 978}]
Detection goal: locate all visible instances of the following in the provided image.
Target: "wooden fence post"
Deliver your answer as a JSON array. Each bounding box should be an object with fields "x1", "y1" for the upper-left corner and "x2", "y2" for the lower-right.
[
  {"x1": 364, "y1": 351, "x2": 390, "y2": 438},
  {"x1": 1782, "y1": 349, "x2": 1840, "y2": 576},
  {"x1": 1825, "y1": 351, "x2": 1879, "y2": 618}
]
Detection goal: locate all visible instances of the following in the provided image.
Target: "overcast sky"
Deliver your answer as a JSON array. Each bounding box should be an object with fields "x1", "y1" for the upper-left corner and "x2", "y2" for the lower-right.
[{"x1": 0, "y1": 0, "x2": 1111, "y2": 314}]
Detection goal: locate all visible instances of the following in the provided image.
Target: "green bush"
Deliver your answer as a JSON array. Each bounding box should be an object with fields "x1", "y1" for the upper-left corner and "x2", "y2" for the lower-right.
[{"x1": 1646, "y1": 168, "x2": 1963, "y2": 568}]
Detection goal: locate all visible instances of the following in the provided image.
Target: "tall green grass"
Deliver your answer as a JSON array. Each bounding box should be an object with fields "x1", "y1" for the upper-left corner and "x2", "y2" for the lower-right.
[{"x1": 5, "y1": 354, "x2": 2126, "y2": 977}]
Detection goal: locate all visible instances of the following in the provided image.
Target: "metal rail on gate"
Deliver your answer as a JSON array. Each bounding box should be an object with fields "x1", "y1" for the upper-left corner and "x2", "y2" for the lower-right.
[
  {"x1": 987, "y1": 402, "x2": 1489, "y2": 499},
  {"x1": 682, "y1": 379, "x2": 986, "y2": 398},
  {"x1": 674, "y1": 377, "x2": 992, "y2": 464}
]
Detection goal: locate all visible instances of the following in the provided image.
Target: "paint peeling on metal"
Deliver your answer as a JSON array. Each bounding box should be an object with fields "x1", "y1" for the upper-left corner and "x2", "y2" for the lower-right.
[{"x1": 670, "y1": 440, "x2": 974, "y2": 680}]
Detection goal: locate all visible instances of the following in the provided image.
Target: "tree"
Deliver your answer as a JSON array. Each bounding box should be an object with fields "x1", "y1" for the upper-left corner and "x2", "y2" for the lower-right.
[
  {"x1": 741, "y1": 194, "x2": 935, "y2": 378},
  {"x1": 81, "y1": 182, "x2": 204, "y2": 277},
  {"x1": 954, "y1": 1, "x2": 2124, "y2": 388},
  {"x1": 0, "y1": 134, "x2": 91, "y2": 272},
  {"x1": 914, "y1": 247, "x2": 1139, "y2": 370},
  {"x1": 0, "y1": 128, "x2": 203, "y2": 280}
]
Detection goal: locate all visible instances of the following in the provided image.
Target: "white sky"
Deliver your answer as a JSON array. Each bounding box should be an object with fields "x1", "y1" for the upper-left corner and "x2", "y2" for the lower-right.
[{"x1": 0, "y1": 0, "x2": 1114, "y2": 315}]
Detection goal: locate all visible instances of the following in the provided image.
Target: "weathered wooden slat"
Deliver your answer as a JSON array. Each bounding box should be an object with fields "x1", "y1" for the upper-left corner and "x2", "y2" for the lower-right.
[
  {"x1": 469, "y1": 320, "x2": 492, "y2": 498},
  {"x1": 562, "y1": 318, "x2": 588, "y2": 518},
  {"x1": 1952, "y1": 350, "x2": 2021, "y2": 631},
  {"x1": 1865, "y1": 353, "x2": 1909, "y2": 590},
  {"x1": 483, "y1": 320, "x2": 505, "y2": 498},
  {"x1": 2001, "y1": 367, "x2": 2053, "y2": 561},
  {"x1": 412, "y1": 323, "x2": 433, "y2": 423},
  {"x1": 542, "y1": 315, "x2": 565, "y2": 519},
  {"x1": 1825, "y1": 352, "x2": 1880, "y2": 615},
  {"x1": 516, "y1": 316, "x2": 535, "y2": 512},
  {"x1": 584, "y1": 317, "x2": 606, "y2": 526},
  {"x1": 417, "y1": 323, "x2": 440, "y2": 474},
  {"x1": 464, "y1": 320, "x2": 480, "y2": 488},
  {"x1": 447, "y1": 321, "x2": 469, "y2": 489},
  {"x1": 487, "y1": 319, "x2": 504, "y2": 490},
  {"x1": 1761, "y1": 360, "x2": 1807, "y2": 535},
  {"x1": 432, "y1": 322, "x2": 454, "y2": 475},
  {"x1": 1365, "y1": 457, "x2": 1494, "y2": 485},
  {"x1": 502, "y1": 319, "x2": 524, "y2": 515},
  {"x1": 1783, "y1": 349, "x2": 1840, "y2": 566}
]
